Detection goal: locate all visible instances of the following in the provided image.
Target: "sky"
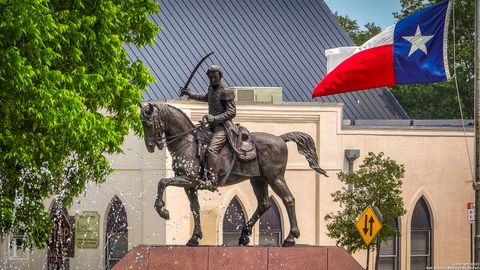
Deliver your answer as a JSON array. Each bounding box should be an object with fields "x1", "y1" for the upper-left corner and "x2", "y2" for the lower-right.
[{"x1": 323, "y1": 0, "x2": 401, "y2": 30}]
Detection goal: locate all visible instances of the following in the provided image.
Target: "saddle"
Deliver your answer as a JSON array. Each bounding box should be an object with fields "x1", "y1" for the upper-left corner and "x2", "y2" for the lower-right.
[
  {"x1": 194, "y1": 123, "x2": 260, "y2": 184},
  {"x1": 233, "y1": 124, "x2": 256, "y2": 161}
]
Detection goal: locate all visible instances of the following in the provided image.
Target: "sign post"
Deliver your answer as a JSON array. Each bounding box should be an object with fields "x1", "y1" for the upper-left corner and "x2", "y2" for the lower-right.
[{"x1": 355, "y1": 206, "x2": 383, "y2": 270}]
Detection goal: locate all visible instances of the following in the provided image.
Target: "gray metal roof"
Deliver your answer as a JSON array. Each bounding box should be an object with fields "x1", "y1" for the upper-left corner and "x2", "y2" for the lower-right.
[
  {"x1": 127, "y1": 0, "x2": 409, "y2": 120},
  {"x1": 343, "y1": 119, "x2": 474, "y2": 131}
]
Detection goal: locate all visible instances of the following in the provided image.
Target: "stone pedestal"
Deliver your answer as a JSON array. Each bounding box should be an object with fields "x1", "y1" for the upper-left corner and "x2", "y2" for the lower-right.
[{"x1": 112, "y1": 245, "x2": 363, "y2": 270}]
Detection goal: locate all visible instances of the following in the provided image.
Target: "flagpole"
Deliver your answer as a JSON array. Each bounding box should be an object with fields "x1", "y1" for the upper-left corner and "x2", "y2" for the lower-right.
[{"x1": 475, "y1": 0, "x2": 480, "y2": 265}]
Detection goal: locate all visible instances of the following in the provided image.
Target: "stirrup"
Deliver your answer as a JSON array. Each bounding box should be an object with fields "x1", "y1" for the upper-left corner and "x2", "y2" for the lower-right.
[{"x1": 201, "y1": 179, "x2": 218, "y2": 192}]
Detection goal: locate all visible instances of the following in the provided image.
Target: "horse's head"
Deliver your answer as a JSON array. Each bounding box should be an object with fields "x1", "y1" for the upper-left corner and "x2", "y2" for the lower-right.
[{"x1": 140, "y1": 103, "x2": 165, "y2": 152}]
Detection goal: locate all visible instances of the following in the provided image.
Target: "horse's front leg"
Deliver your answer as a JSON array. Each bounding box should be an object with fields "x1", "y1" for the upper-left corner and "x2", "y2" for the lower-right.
[
  {"x1": 154, "y1": 176, "x2": 194, "y2": 220},
  {"x1": 185, "y1": 188, "x2": 202, "y2": 247}
]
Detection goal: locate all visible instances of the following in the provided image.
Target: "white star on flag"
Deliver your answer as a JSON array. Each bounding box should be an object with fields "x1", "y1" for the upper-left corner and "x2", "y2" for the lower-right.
[{"x1": 402, "y1": 25, "x2": 434, "y2": 57}]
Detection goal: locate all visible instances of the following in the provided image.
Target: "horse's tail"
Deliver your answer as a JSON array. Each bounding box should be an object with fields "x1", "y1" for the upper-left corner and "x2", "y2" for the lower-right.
[{"x1": 280, "y1": 132, "x2": 328, "y2": 177}]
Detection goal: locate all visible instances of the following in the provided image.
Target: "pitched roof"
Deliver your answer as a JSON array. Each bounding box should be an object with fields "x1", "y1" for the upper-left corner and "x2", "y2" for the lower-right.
[{"x1": 127, "y1": 0, "x2": 409, "y2": 120}]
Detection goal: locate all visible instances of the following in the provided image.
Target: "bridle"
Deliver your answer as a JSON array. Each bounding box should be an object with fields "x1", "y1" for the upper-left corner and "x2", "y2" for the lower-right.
[{"x1": 142, "y1": 104, "x2": 201, "y2": 146}]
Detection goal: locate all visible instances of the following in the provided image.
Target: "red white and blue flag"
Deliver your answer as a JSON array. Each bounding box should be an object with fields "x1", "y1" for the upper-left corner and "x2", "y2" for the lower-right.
[{"x1": 312, "y1": 0, "x2": 452, "y2": 98}]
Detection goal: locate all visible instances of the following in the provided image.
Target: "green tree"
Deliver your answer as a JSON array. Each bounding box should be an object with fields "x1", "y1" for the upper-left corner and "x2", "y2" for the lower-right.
[
  {"x1": 0, "y1": 0, "x2": 159, "y2": 248},
  {"x1": 324, "y1": 152, "x2": 407, "y2": 254},
  {"x1": 391, "y1": 0, "x2": 474, "y2": 119},
  {"x1": 334, "y1": 12, "x2": 382, "y2": 45}
]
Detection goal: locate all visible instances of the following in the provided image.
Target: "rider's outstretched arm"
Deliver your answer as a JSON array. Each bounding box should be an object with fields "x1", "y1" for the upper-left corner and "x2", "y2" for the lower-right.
[{"x1": 181, "y1": 87, "x2": 208, "y2": 102}]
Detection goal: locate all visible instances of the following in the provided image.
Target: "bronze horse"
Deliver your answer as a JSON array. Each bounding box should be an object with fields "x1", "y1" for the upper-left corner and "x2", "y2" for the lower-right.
[{"x1": 140, "y1": 103, "x2": 327, "y2": 247}]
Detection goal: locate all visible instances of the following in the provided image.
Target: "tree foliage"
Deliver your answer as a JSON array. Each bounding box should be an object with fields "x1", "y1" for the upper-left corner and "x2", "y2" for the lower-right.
[
  {"x1": 334, "y1": 12, "x2": 382, "y2": 45},
  {"x1": 325, "y1": 152, "x2": 406, "y2": 253},
  {"x1": 0, "y1": 0, "x2": 159, "y2": 248},
  {"x1": 390, "y1": 0, "x2": 474, "y2": 119}
]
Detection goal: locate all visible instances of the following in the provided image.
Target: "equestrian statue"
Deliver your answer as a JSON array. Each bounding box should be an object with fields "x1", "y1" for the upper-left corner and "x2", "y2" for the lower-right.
[{"x1": 140, "y1": 55, "x2": 328, "y2": 247}]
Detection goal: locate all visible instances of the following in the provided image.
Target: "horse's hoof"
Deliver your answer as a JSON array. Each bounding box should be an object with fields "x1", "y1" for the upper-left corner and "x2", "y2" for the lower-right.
[
  {"x1": 186, "y1": 239, "x2": 199, "y2": 247},
  {"x1": 290, "y1": 228, "x2": 300, "y2": 239},
  {"x1": 238, "y1": 235, "x2": 250, "y2": 246},
  {"x1": 282, "y1": 239, "x2": 295, "y2": 247},
  {"x1": 156, "y1": 207, "x2": 170, "y2": 220}
]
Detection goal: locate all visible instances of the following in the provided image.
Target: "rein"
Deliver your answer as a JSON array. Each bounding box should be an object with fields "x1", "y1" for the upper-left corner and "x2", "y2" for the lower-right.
[{"x1": 164, "y1": 125, "x2": 201, "y2": 145}]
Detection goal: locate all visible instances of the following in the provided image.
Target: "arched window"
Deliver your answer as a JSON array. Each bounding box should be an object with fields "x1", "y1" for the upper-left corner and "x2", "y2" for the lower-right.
[
  {"x1": 410, "y1": 197, "x2": 432, "y2": 270},
  {"x1": 105, "y1": 196, "x2": 128, "y2": 270},
  {"x1": 259, "y1": 197, "x2": 282, "y2": 245},
  {"x1": 47, "y1": 199, "x2": 73, "y2": 270},
  {"x1": 222, "y1": 197, "x2": 246, "y2": 246},
  {"x1": 378, "y1": 218, "x2": 400, "y2": 270}
]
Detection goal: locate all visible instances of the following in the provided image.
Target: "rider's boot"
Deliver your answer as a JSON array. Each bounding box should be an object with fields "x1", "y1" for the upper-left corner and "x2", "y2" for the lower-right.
[{"x1": 203, "y1": 154, "x2": 220, "y2": 191}]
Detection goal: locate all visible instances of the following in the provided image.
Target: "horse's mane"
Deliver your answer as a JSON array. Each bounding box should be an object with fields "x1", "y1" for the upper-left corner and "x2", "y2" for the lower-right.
[{"x1": 157, "y1": 103, "x2": 195, "y2": 128}]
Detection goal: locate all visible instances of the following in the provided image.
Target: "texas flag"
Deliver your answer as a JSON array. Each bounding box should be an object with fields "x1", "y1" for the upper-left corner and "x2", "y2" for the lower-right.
[{"x1": 312, "y1": 0, "x2": 451, "y2": 98}]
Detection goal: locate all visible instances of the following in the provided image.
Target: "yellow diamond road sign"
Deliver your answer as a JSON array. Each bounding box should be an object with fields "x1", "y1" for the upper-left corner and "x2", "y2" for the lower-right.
[{"x1": 355, "y1": 206, "x2": 382, "y2": 246}]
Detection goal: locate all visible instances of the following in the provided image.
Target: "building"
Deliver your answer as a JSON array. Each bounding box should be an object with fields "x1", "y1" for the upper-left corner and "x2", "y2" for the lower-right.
[
  {"x1": 0, "y1": 101, "x2": 474, "y2": 269},
  {"x1": 0, "y1": 0, "x2": 474, "y2": 269},
  {"x1": 128, "y1": 0, "x2": 408, "y2": 120}
]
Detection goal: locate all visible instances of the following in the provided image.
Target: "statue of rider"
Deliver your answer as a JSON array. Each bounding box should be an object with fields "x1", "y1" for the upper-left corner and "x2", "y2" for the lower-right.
[{"x1": 181, "y1": 65, "x2": 237, "y2": 191}]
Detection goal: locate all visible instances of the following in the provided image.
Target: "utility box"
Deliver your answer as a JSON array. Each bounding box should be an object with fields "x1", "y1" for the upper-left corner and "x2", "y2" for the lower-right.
[{"x1": 231, "y1": 87, "x2": 283, "y2": 104}]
